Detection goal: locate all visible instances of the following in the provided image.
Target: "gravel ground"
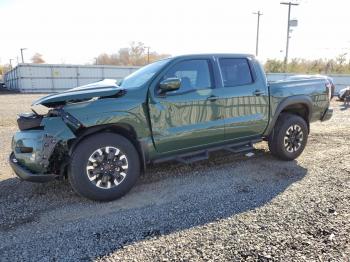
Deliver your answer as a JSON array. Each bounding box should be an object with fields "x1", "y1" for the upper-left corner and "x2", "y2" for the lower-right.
[{"x1": 0, "y1": 93, "x2": 349, "y2": 261}]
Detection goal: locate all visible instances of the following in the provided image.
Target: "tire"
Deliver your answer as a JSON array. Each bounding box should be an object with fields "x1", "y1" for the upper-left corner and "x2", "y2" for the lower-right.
[
  {"x1": 69, "y1": 132, "x2": 140, "y2": 201},
  {"x1": 268, "y1": 113, "x2": 308, "y2": 161}
]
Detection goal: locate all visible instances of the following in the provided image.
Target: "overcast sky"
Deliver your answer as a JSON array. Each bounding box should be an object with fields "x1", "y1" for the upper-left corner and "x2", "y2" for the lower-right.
[{"x1": 0, "y1": 0, "x2": 349, "y2": 65}]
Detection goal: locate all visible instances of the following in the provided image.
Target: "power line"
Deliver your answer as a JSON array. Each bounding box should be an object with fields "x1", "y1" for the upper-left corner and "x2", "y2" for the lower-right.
[{"x1": 253, "y1": 11, "x2": 263, "y2": 57}]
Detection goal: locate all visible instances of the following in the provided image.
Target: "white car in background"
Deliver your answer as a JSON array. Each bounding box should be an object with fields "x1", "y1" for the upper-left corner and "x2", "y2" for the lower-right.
[{"x1": 338, "y1": 86, "x2": 350, "y2": 101}]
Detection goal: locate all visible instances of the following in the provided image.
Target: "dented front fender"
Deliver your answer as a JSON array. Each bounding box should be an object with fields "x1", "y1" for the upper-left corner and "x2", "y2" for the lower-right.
[{"x1": 12, "y1": 117, "x2": 76, "y2": 173}]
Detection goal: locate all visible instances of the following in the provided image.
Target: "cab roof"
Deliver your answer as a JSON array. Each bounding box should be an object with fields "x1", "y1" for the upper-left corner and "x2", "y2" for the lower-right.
[{"x1": 170, "y1": 53, "x2": 255, "y2": 60}]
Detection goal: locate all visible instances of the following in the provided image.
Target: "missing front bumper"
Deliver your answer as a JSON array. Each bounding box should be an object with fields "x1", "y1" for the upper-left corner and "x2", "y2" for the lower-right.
[
  {"x1": 9, "y1": 153, "x2": 57, "y2": 183},
  {"x1": 11, "y1": 116, "x2": 77, "y2": 173}
]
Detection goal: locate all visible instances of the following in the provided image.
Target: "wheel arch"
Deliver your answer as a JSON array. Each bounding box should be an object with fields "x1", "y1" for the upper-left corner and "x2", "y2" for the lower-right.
[
  {"x1": 68, "y1": 123, "x2": 146, "y2": 172},
  {"x1": 265, "y1": 95, "x2": 313, "y2": 137}
]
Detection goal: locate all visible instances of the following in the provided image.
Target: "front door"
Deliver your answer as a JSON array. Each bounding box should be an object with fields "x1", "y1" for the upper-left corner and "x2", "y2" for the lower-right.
[{"x1": 148, "y1": 58, "x2": 225, "y2": 153}]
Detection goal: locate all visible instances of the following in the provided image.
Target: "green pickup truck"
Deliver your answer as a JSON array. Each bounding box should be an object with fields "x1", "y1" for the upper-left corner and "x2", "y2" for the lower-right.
[{"x1": 9, "y1": 54, "x2": 333, "y2": 201}]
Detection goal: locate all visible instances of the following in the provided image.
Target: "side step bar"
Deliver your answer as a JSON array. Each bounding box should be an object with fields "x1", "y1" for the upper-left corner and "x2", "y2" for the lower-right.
[
  {"x1": 225, "y1": 142, "x2": 254, "y2": 154},
  {"x1": 155, "y1": 139, "x2": 259, "y2": 165},
  {"x1": 176, "y1": 151, "x2": 209, "y2": 164}
]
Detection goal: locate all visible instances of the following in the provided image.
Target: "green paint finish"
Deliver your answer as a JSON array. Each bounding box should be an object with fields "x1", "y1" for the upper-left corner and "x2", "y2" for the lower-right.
[
  {"x1": 63, "y1": 89, "x2": 151, "y2": 139},
  {"x1": 32, "y1": 81, "x2": 124, "y2": 107},
  {"x1": 148, "y1": 87, "x2": 226, "y2": 153},
  {"x1": 215, "y1": 57, "x2": 270, "y2": 140},
  {"x1": 41, "y1": 117, "x2": 76, "y2": 140},
  {"x1": 12, "y1": 117, "x2": 76, "y2": 172},
  {"x1": 10, "y1": 54, "x2": 333, "y2": 175},
  {"x1": 12, "y1": 130, "x2": 45, "y2": 172},
  {"x1": 269, "y1": 79, "x2": 330, "y2": 120}
]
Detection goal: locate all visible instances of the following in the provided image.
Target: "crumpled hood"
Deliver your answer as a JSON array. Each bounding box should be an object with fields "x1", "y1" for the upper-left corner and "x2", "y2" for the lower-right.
[{"x1": 32, "y1": 79, "x2": 125, "y2": 107}]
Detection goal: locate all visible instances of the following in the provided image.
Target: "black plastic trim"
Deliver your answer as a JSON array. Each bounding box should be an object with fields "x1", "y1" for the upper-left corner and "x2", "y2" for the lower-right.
[
  {"x1": 264, "y1": 95, "x2": 313, "y2": 136},
  {"x1": 50, "y1": 108, "x2": 83, "y2": 130},
  {"x1": 152, "y1": 138, "x2": 261, "y2": 164},
  {"x1": 321, "y1": 108, "x2": 333, "y2": 121}
]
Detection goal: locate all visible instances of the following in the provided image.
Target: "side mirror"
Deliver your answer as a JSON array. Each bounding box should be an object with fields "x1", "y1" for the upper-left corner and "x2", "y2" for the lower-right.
[{"x1": 159, "y1": 77, "x2": 181, "y2": 93}]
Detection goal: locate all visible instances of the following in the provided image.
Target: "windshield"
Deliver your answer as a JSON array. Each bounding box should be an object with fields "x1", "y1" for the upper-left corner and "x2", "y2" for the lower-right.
[{"x1": 120, "y1": 59, "x2": 171, "y2": 88}]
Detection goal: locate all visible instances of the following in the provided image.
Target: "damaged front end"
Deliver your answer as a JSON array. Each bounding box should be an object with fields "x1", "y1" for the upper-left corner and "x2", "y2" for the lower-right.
[
  {"x1": 9, "y1": 80, "x2": 127, "y2": 182},
  {"x1": 10, "y1": 112, "x2": 78, "y2": 182}
]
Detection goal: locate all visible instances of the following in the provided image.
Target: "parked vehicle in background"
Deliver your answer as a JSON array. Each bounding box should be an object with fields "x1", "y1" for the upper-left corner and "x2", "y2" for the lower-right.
[
  {"x1": 9, "y1": 54, "x2": 333, "y2": 201},
  {"x1": 338, "y1": 86, "x2": 350, "y2": 101},
  {"x1": 287, "y1": 74, "x2": 336, "y2": 98}
]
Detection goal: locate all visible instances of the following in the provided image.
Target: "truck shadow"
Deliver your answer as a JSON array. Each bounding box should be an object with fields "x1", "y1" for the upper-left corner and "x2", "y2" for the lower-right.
[
  {"x1": 0, "y1": 148, "x2": 307, "y2": 260},
  {"x1": 340, "y1": 103, "x2": 350, "y2": 110}
]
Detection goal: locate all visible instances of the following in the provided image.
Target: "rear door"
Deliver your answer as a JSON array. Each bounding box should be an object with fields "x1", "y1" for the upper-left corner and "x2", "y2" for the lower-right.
[
  {"x1": 148, "y1": 58, "x2": 225, "y2": 153},
  {"x1": 214, "y1": 57, "x2": 269, "y2": 140}
]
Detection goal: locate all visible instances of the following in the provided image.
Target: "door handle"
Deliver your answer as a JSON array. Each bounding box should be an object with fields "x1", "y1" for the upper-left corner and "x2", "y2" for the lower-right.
[
  {"x1": 253, "y1": 90, "x2": 264, "y2": 96},
  {"x1": 207, "y1": 95, "x2": 218, "y2": 102}
]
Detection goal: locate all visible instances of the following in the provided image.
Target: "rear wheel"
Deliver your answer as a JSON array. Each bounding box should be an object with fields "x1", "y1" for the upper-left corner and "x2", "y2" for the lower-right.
[
  {"x1": 268, "y1": 113, "x2": 308, "y2": 161},
  {"x1": 69, "y1": 133, "x2": 140, "y2": 201}
]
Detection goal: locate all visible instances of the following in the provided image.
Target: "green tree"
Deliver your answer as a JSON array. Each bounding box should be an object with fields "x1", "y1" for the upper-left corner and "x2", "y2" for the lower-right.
[
  {"x1": 264, "y1": 54, "x2": 350, "y2": 74},
  {"x1": 264, "y1": 59, "x2": 284, "y2": 73}
]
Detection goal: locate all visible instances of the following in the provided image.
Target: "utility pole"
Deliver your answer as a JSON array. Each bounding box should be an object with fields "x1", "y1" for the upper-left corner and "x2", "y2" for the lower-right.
[
  {"x1": 20, "y1": 48, "x2": 27, "y2": 63},
  {"x1": 9, "y1": 59, "x2": 13, "y2": 69},
  {"x1": 253, "y1": 11, "x2": 263, "y2": 57},
  {"x1": 146, "y1": 46, "x2": 150, "y2": 64},
  {"x1": 280, "y1": 2, "x2": 299, "y2": 71}
]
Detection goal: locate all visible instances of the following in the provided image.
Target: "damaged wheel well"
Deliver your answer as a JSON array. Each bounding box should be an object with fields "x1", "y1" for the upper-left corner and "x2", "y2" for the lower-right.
[{"x1": 67, "y1": 124, "x2": 146, "y2": 171}]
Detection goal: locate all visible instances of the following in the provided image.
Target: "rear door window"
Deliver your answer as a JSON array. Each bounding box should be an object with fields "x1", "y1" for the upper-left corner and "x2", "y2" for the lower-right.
[{"x1": 219, "y1": 58, "x2": 253, "y2": 87}]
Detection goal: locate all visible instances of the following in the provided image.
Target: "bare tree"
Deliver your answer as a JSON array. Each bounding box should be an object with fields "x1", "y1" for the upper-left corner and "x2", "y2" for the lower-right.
[
  {"x1": 31, "y1": 53, "x2": 45, "y2": 64},
  {"x1": 118, "y1": 48, "x2": 131, "y2": 66},
  {"x1": 94, "y1": 42, "x2": 170, "y2": 66},
  {"x1": 96, "y1": 53, "x2": 112, "y2": 65},
  {"x1": 129, "y1": 41, "x2": 146, "y2": 65}
]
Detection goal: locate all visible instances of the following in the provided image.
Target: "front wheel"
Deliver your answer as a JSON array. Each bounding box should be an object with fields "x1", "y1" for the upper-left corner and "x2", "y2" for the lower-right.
[
  {"x1": 69, "y1": 133, "x2": 140, "y2": 201},
  {"x1": 268, "y1": 113, "x2": 308, "y2": 161}
]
